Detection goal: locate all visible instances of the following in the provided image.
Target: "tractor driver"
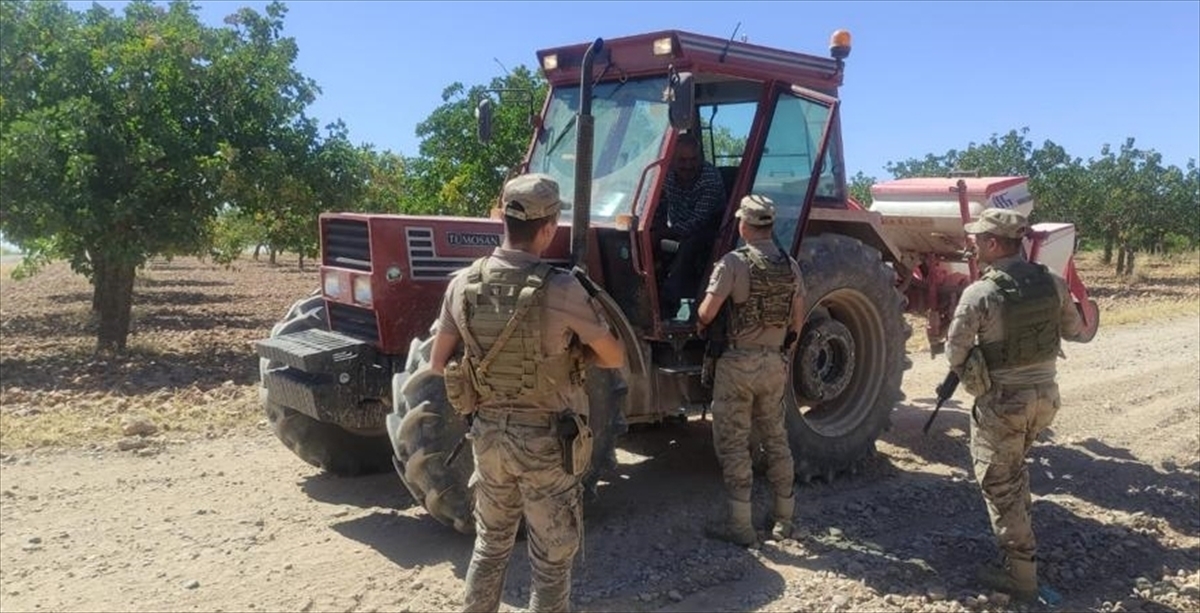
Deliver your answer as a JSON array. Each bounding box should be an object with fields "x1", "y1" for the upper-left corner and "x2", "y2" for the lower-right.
[{"x1": 653, "y1": 132, "x2": 727, "y2": 320}]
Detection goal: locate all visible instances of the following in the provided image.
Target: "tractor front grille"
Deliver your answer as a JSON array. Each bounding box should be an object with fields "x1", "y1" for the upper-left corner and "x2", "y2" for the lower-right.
[
  {"x1": 328, "y1": 301, "x2": 379, "y2": 344},
  {"x1": 323, "y1": 218, "x2": 371, "y2": 271}
]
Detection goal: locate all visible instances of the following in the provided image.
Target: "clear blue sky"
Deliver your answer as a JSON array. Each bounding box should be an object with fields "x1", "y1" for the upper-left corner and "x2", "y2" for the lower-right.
[{"x1": 61, "y1": 0, "x2": 1200, "y2": 178}]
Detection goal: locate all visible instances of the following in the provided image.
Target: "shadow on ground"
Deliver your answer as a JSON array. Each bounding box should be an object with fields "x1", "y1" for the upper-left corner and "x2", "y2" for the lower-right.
[{"x1": 308, "y1": 406, "x2": 1198, "y2": 613}]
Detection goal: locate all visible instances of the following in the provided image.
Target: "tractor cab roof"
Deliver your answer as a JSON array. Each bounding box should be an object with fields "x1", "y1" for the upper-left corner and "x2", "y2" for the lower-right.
[{"x1": 536, "y1": 30, "x2": 845, "y2": 93}]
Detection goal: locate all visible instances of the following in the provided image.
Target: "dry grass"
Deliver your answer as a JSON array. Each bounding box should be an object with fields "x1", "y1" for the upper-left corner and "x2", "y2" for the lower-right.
[
  {"x1": 1075, "y1": 249, "x2": 1200, "y2": 324},
  {"x1": 0, "y1": 385, "x2": 263, "y2": 449}
]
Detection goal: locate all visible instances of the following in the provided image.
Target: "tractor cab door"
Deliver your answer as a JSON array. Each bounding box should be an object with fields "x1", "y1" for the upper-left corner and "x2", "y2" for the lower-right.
[
  {"x1": 648, "y1": 82, "x2": 840, "y2": 335},
  {"x1": 725, "y1": 84, "x2": 841, "y2": 256}
]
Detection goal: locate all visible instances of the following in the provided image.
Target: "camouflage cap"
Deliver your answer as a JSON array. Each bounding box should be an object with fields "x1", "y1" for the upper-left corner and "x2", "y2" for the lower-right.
[
  {"x1": 735, "y1": 194, "x2": 776, "y2": 227},
  {"x1": 964, "y1": 208, "x2": 1029, "y2": 239},
  {"x1": 502, "y1": 173, "x2": 565, "y2": 221}
]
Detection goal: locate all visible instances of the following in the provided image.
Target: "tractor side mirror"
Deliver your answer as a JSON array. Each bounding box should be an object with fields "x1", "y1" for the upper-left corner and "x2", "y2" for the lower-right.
[
  {"x1": 476, "y1": 98, "x2": 494, "y2": 144},
  {"x1": 667, "y1": 71, "x2": 694, "y2": 130}
]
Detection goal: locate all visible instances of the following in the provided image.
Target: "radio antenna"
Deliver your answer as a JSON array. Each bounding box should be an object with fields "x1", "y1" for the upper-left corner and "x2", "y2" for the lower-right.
[
  {"x1": 719, "y1": 22, "x2": 742, "y2": 63},
  {"x1": 493, "y1": 57, "x2": 512, "y2": 77}
]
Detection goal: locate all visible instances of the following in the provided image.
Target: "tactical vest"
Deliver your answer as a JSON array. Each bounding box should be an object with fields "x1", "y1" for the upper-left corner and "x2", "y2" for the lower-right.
[
  {"x1": 728, "y1": 245, "x2": 798, "y2": 335},
  {"x1": 459, "y1": 257, "x2": 582, "y2": 407},
  {"x1": 977, "y1": 260, "x2": 1062, "y2": 370}
]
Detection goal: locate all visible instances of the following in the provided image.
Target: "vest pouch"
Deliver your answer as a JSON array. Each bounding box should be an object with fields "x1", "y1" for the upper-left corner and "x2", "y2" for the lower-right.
[
  {"x1": 571, "y1": 421, "x2": 593, "y2": 477},
  {"x1": 443, "y1": 358, "x2": 478, "y2": 415},
  {"x1": 557, "y1": 411, "x2": 592, "y2": 477}
]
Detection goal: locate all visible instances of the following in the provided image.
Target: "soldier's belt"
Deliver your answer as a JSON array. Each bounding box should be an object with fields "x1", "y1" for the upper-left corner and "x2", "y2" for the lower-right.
[{"x1": 475, "y1": 408, "x2": 560, "y2": 428}]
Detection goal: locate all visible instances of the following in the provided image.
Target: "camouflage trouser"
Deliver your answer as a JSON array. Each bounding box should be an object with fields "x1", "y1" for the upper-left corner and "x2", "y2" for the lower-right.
[
  {"x1": 710, "y1": 348, "x2": 794, "y2": 503},
  {"x1": 462, "y1": 412, "x2": 583, "y2": 613},
  {"x1": 970, "y1": 381, "x2": 1060, "y2": 563}
]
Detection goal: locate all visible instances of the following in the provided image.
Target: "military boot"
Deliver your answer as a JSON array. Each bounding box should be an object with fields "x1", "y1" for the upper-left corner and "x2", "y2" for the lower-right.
[
  {"x1": 705, "y1": 499, "x2": 757, "y2": 547},
  {"x1": 769, "y1": 494, "x2": 795, "y2": 540},
  {"x1": 977, "y1": 557, "x2": 1038, "y2": 603}
]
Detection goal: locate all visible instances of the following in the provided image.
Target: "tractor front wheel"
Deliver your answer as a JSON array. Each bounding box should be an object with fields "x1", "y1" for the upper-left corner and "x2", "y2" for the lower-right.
[
  {"x1": 260, "y1": 292, "x2": 393, "y2": 476},
  {"x1": 387, "y1": 335, "x2": 627, "y2": 534},
  {"x1": 785, "y1": 233, "x2": 911, "y2": 482}
]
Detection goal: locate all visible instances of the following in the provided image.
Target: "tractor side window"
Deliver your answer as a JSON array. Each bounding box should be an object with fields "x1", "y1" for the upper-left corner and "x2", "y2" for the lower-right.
[
  {"x1": 747, "y1": 92, "x2": 833, "y2": 248},
  {"x1": 698, "y1": 101, "x2": 755, "y2": 204},
  {"x1": 699, "y1": 102, "x2": 754, "y2": 167}
]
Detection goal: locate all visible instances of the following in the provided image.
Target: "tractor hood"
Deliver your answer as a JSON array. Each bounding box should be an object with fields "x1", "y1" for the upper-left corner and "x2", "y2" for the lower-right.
[{"x1": 315, "y1": 212, "x2": 576, "y2": 355}]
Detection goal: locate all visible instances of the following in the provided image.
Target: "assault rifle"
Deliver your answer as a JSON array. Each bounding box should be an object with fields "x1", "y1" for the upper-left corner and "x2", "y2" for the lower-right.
[{"x1": 923, "y1": 370, "x2": 960, "y2": 435}]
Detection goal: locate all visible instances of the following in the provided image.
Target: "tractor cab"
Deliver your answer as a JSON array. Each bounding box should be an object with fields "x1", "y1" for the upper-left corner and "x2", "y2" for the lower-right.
[{"x1": 502, "y1": 30, "x2": 852, "y2": 341}]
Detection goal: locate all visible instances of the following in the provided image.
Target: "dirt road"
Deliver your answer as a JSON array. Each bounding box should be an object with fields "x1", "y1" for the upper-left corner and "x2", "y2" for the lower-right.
[{"x1": 1, "y1": 314, "x2": 1197, "y2": 613}]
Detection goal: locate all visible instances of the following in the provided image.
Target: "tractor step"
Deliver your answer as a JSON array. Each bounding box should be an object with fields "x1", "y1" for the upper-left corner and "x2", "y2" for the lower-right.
[{"x1": 256, "y1": 328, "x2": 375, "y2": 373}]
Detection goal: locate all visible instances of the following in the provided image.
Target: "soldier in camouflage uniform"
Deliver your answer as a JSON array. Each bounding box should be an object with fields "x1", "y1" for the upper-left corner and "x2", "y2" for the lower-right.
[
  {"x1": 695, "y1": 195, "x2": 806, "y2": 547},
  {"x1": 946, "y1": 208, "x2": 1090, "y2": 602},
  {"x1": 430, "y1": 174, "x2": 626, "y2": 613}
]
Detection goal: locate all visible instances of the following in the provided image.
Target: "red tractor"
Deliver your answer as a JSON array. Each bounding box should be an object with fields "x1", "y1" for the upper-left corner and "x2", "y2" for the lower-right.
[{"x1": 255, "y1": 30, "x2": 1099, "y2": 533}]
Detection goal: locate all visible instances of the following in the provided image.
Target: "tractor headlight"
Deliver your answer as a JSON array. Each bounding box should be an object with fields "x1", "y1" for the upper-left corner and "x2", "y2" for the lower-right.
[
  {"x1": 653, "y1": 37, "x2": 674, "y2": 56},
  {"x1": 353, "y1": 275, "x2": 373, "y2": 306},
  {"x1": 323, "y1": 271, "x2": 341, "y2": 299}
]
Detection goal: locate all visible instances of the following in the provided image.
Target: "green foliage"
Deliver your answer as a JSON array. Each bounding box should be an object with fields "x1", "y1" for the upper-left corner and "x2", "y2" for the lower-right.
[
  {"x1": 400, "y1": 66, "x2": 547, "y2": 216},
  {"x1": 207, "y1": 205, "x2": 264, "y2": 265},
  {"x1": 0, "y1": 0, "x2": 331, "y2": 349},
  {"x1": 708, "y1": 125, "x2": 747, "y2": 166},
  {"x1": 848, "y1": 171, "x2": 875, "y2": 207},
  {"x1": 357, "y1": 146, "x2": 407, "y2": 213}
]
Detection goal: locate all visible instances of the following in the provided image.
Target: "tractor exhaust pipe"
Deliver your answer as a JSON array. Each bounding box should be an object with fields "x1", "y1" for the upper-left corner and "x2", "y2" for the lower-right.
[{"x1": 571, "y1": 38, "x2": 603, "y2": 271}]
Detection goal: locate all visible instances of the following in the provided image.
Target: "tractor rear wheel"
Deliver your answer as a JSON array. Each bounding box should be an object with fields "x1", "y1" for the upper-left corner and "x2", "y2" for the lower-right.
[
  {"x1": 785, "y1": 233, "x2": 911, "y2": 482},
  {"x1": 388, "y1": 335, "x2": 626, "y2": 534},
  {"x1": 260, "y1": 293, "x2": 393, "y2": 476}
]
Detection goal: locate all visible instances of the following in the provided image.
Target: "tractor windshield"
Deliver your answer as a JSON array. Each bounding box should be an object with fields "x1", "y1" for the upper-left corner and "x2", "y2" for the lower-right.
[{"x1": 529, "y1": 76, "x2": 671, "y2": 223}]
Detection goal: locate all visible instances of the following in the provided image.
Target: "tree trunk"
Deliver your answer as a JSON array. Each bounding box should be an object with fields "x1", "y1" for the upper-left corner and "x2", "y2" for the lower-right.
[
  {"x1": 91, "y1": 274, "x2": 103, "y2": 312},
  {"x1": 92, "y1": 253, "x2": 137, "y2": 354},
  {"x1": 269, "y1": 247, "x2": 278, "y2": 266},
  {"x1": 1123, "y1": 249, "x2": 1136, "y2": 275},
  {"x1": 298, "y1": 253, "x2": 305, "y2": 271},
  {"x1": 1102, "y1": 235, "x2": 1114, "y2": 264},
  {"x1": 253, "y1": 243, "x2": 263, "y2": 260},
  {"x1": 1115, "y1": 248, "x2": 1126, "y2": 275}
]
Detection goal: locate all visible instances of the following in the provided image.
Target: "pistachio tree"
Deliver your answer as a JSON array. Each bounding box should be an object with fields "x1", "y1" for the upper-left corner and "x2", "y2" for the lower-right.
[{"x1": 0, "y1": 0, "x2": 321, "y2": 351}]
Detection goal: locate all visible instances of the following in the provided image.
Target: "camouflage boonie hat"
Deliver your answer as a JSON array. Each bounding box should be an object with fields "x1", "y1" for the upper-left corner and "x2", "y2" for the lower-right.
[
  {"x1": 736, "y1": 194, "x2": 776, "y2": 227},
  {"x1": 502, "y1": 173, "x2": 565, "y2": 221},
  {"x1": 964, "y1": 208, "x2": 1029, "y2": 239}
]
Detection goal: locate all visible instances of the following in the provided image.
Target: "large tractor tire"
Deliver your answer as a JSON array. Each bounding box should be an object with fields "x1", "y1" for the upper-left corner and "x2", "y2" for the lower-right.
[
  {"x1": 785, "y1": 233, "x2": 911, "y2": 482},
  {"x1": 387, "y1": 335, "x2": 628, "y2": 534},
  {"x1": 260, "y1": 292, "x2": 393, "y2": 476}
]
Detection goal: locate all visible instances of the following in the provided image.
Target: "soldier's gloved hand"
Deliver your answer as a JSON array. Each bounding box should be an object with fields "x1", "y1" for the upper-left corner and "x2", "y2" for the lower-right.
[{"x1": 935, "y1": 370, "x2": 960, "y2": 399}]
